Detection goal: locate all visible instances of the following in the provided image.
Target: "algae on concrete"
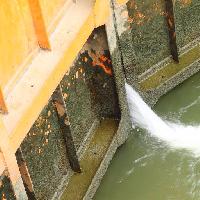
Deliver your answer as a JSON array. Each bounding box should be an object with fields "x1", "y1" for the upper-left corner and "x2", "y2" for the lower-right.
[
  {"x1": 61, "y1": 119, "x2": 119, "y2": 200},
  {"x1": 140, "y1": 44, "x2": 200, "y2": 90}
]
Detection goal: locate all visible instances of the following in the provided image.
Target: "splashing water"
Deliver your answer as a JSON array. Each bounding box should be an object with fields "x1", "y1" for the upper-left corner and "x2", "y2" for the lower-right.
[{"x1": 125, "y1": 83, "x2": 200, "y2": 155}]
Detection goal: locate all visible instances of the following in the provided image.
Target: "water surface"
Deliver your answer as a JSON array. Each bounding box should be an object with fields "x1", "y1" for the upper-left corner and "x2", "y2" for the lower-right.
[{"x1": 95, "y1": 72, "x2": 200, "y2": 200}]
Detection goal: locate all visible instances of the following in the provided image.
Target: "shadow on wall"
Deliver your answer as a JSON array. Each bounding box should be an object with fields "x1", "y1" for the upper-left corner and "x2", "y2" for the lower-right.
[{"x1": 0, "y1": 173, "x2": 16, "y2": 200}]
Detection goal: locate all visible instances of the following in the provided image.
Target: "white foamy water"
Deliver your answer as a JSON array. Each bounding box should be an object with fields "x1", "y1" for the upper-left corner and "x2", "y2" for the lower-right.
[{"x1": 125, "y1": 83, "x2": 200, "y2": 155}]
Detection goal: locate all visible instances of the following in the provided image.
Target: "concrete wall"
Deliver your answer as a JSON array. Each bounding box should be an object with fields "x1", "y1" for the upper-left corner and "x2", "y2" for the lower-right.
[
  {"x1": 19, "y1": 26, "x2": 120, "y2": 200},
  {"x1": 2, "y1": 1, "x2": 199, "y2": 199},
  {"x1": 20, "y1": 100, "x2": 70, "y2": 200},
  {"x1": 106, "y1": 0, "x2": 200, "y2": 108},
  {"x1": 175, "y1": 0, "x2": 200, "y2": 48}
]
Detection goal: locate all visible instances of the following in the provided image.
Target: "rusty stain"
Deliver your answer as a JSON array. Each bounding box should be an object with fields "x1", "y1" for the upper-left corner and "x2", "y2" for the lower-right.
[
  {"x1": 165, "y1": 0, "x2": 179, "y2": 62},
  {"x1": 90, "y1": 52, "x2": 113, "y2": 75}
]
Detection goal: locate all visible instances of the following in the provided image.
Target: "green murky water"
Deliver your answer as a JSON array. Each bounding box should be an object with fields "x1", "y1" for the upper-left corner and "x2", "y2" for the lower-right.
[{"x1": 95, "y1": 72, "x2": 200, "y2": 200}]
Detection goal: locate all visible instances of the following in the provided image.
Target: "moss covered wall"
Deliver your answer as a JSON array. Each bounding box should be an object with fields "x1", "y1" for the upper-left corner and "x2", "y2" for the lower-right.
[
  {"x1": 0, "y1": 173, "x2": 16, "y2": 200},
  {"x1": 114, "y1": 0, "x2": 200, "y2": 78},
  {"x1": 60, "y1": 26, "x2": 120, "y2": 150},
  {"x1": 20, "y1": 100, "x2": 70, "y2": 200},
  {"x1": 16, "y1": 2, "x2": 200, "y2": 199},
  {"x1": 127, "y1": 0, "x2": 170, "y2": 75},
  {"x1": 175, "y1": 0, "x2": 200, "y2": 48},
  {"x1": 19, "y1": 26, "x2": 120, "y2": 200}
]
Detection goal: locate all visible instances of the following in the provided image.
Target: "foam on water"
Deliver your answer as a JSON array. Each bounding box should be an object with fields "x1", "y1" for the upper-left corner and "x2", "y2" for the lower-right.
[{"x1": 125, "y1": 83, "x2": 200, "y2": 155}]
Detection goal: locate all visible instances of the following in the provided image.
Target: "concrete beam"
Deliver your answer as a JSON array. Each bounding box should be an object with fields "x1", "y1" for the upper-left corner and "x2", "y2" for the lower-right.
[
  {"x1": 0, "y1": 120, "x2": 27, "y2": 199},
  {"x1": 0, "y1": 0, "x2": 106, "y2": 153}
]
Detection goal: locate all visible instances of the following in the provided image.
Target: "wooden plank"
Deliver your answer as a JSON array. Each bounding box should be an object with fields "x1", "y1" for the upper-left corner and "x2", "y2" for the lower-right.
[{"x1": 28, "y1": 0, "x2": 51, "y2": 50}]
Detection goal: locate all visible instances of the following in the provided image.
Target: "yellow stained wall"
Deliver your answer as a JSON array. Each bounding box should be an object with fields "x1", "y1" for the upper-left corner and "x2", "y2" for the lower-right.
[
  {"x1": 39, "y1": 0, "x2": 67, "y2": 31},
  {"x1": 0, "y1": 0, "x2": 37, "y2": 89},
  {"x1": 94, "y1": 0, "x2": 110, "y2": 27}
]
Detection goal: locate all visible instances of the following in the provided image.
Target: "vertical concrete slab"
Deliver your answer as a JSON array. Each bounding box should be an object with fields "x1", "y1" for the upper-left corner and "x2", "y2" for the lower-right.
[
  {"x1": 175, "y1": 0, "x2": 200, "y2": 48},
  {"x1": 126, "y1": 0, "x2": 170, "y2": 75},
  {"x1": 105, "y1": 0, "x2": 133, "y2": 147},
  {"x1": 20, "y1": 100, "x2": 70, "y2": 200}
]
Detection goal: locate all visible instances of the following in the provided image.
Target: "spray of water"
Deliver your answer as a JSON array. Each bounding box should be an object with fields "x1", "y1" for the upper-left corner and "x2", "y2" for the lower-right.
[{"x1": 125, "y1": 83, "x2": 200, "y2": 155}]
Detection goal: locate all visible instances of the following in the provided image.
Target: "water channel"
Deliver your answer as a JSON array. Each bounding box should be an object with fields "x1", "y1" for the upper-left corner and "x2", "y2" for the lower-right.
[{"x1": 95, "y1": 72, "x2": 200, "y2": 200}]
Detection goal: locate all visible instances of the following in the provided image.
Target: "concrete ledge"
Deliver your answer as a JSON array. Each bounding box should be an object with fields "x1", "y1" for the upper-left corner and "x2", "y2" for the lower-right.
[
  {"x1": 52, "y1": 119, "x2": 100, "y2": 200},
  {"x1": 60, "y1": 119, "x2": 119, "y2": 200},
  {"x1": 83, "y1": 116, "x2": 132, "y2": 200},
  {"x1": 146, "y1": 57, "x2": 200, "y2": 106},
  {"x1": 139, "y1": 42, "x2": 200, "y2": 90},
  {"x1": 1, "y1": 0, "x2": 95, "y2": 153}
]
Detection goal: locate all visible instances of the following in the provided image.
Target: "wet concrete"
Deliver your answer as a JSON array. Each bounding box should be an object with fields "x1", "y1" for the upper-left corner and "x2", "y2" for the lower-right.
[{"x1": 60, "y1": 119, "x2": 119, "y2": 200}]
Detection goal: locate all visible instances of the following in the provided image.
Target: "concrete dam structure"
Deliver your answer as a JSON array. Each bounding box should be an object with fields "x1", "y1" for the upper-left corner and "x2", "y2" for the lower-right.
[{"x1": 0, "y1": 0, "x2": 200, "y2": 199}]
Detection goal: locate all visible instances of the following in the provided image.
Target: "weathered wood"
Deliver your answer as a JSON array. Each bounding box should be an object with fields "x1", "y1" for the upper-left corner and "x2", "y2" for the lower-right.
[
  {"x1": 52, "y1": 85, "x2": 81, "y2": 173},
  {"x1": 0, "y1": 125, "x2": 27, "y2": 199},
  {"x1": 164, "y1": 0, "x2": 179, "y2": 62},
  {"x1": 110, "y1": 0, "x2": 127, "y2": 80}
]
